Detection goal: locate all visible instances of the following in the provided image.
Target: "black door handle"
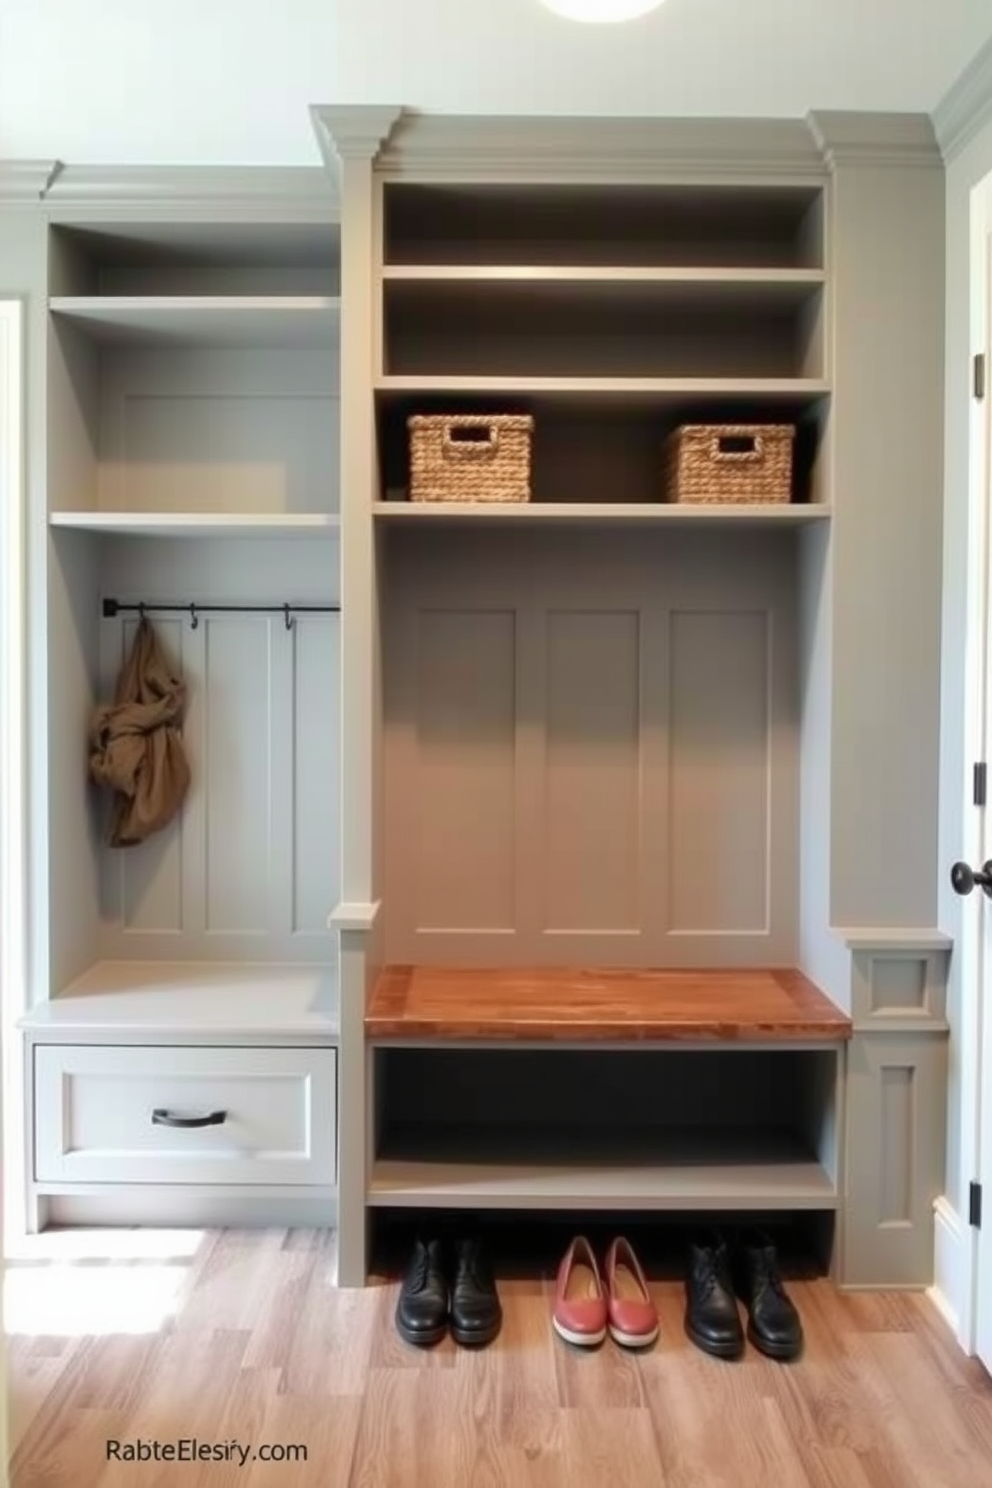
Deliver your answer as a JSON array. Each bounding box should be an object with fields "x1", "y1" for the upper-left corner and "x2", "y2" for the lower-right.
[
  {"x1": 951, "y1": 860, "x2": 992, "y2": 898},
  {"x1": 151, "y1": 1108, "x2": 227, "y2": 1129}
]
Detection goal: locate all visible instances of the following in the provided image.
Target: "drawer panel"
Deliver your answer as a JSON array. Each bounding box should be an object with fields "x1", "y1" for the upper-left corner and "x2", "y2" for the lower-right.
[{"x1": 34, "y1": 1045, "x2": 337, "y2": 1186}]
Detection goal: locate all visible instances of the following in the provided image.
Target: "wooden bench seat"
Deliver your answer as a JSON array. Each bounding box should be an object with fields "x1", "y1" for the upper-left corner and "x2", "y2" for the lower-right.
[{"x1": 366, "y1": 964, "x2": 852, "y2": 1043}]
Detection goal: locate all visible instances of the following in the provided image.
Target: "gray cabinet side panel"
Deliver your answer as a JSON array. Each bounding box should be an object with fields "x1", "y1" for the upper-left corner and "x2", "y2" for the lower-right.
[{"x1": 827, "y1": 161, "x2": 945, "y2": 927}]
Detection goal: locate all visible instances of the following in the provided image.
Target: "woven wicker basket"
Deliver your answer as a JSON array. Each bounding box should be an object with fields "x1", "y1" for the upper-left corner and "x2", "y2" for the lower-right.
[
  {"x1": 408, "y1": 414, "x2": 534, "y2": 504},
  {"x1": 663, "y1": 424, "x2": 795, "y2": 505}
]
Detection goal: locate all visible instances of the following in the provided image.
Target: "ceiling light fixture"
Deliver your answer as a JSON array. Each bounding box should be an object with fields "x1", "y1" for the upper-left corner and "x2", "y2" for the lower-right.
[{"x1": 540, "y1": 0, "x2": 665, "y2": 20}]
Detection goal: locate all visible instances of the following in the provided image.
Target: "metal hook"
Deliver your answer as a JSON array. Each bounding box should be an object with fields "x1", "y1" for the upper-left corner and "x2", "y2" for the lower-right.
[
  {"x1": 138, "y1": 602, "x2": 146, "y2": 623},
  {"x1": 189, "y1": 603, "x2": 199, "y2": 631},
  {"x1": 284, "y1": 603, "x2": 295, "y2": 632}
]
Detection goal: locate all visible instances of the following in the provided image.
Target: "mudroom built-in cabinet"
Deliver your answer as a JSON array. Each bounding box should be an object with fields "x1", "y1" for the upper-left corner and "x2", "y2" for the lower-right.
[
  {"x1": 4, "y1": 109, "x2": 952, "y2": 1289},
  {"x1": 16, "y1": 181, "x2": 345, "y2": 1229}
]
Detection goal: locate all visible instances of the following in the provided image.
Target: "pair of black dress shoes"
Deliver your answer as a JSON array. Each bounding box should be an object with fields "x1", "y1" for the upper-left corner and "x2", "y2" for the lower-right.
[
  {"x1": 684, "y1": 1226, "x2": 803, "y2": 1361},
  {"x1": 395, "y1": 1234, "x2": 503, "y2": 1348}
]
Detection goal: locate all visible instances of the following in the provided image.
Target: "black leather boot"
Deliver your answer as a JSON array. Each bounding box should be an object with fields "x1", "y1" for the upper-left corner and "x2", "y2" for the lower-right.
[
  {"x1": 395, "y1": 1236, "x2": 449, "y2": 1347},
  {"x1": 684, "y1": 1230, "x2": 745, "y2": 1359},
  {"x1": 449, "y1": 1236, "x2": 502, "y2": 1347},
  {"x1": 734, "y1": 1228, "x2": 803, "y2": 1361}
]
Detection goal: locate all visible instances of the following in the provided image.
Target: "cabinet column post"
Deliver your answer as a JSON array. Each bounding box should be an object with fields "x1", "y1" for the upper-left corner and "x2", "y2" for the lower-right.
[{"x1": 312, "y1": 106, "x2": 401, "y2": 1283}]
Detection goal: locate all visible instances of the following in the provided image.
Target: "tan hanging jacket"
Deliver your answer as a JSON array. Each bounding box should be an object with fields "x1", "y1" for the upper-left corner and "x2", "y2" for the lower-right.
[{"x1": 89, "y1": 617, "x2": 191, "y2": 847}]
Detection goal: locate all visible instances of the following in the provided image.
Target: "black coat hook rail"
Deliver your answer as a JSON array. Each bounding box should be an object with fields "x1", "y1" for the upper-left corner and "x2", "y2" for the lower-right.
[{"x1": 102, "y1": 598, "x2": 340, "y2": 631}]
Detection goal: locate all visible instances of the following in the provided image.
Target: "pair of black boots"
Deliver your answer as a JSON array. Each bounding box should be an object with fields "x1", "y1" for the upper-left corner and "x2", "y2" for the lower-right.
[
  {"x1": 395, "y1": 1234, "x2": 503, "y2": 1348},
  {"x1": 684, "y1": 1226, "x2": 803, "y2": 1361}
]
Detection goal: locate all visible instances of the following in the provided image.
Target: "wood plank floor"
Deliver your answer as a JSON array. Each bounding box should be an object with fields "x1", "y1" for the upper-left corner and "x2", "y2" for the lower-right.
[{"x1": 7, "y1": 1227, "x2": 992, "y2": 1487}]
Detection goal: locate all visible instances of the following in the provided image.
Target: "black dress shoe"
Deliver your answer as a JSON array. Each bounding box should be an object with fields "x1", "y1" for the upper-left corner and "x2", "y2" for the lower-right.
[
  {"x1": 395, "y1": 1237, "x2": 448, "y2": 1347},
  {"x1": 684, "y1": 1230, "x2": 745, "y2": 1359},
  {"x1": 449, "y1": 1236, "x2": 502, "y2": 1347},
  {"x1": 734, "y1": 1228, "x2": 803, "y2": 1361}
]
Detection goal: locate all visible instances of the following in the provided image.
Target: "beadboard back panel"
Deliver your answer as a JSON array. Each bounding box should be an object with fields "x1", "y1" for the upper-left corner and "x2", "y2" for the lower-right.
[
  {"x1": 85, "y1": 536, "x2": 340, "y2": 967},
  {"x1": 383, "y1": 526, "x2": 799, "y2": 967},
  {"x1": 95, "y1": 348, "x2": 338, "y2": 517}
]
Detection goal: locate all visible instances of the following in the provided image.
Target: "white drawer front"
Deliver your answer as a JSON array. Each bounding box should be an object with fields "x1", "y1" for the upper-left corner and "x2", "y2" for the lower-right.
[{"x1": 34, "y1": 1045, "x2": 337, "y2": 1186}]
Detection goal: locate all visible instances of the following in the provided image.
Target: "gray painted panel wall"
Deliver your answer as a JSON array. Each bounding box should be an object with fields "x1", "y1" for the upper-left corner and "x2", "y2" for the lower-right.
[
  {"x1": 37, "y1": 535, "x2": 343, "y2": 985},
  {"x1": 100, "y1": 349, "x2": 338, "y2": 517},
  {"x1": 383, "y1": 525, "x2": 799, "y2": 967},
  {"x1": 546, "y1": 610, "x2": 640, "y2": 932},
  {"x1": 827, "y1": 159, "x2": 945, "y2": 928}
]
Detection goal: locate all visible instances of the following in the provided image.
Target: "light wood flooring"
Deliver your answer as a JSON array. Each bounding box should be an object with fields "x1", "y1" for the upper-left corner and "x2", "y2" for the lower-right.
[{"x1": 7, "y1": 1227, "x2": 992, "y2": 1487}]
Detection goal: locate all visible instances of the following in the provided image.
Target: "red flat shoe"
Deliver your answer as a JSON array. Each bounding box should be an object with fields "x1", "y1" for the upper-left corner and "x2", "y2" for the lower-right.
[
  {"x1": 552, "y1": 1235, "x2": 608, "y2": 1348},
  {"x1": 604, "y1": 1236, "x2": 659, "y2": 1349}
]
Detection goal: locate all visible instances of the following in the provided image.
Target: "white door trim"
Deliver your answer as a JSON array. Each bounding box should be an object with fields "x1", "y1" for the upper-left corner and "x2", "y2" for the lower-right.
[
  {"x1": 959, "y1": 172, "x2": 992, "y2": 1356},
  {"x1": 0, "y1": 294, "x2": 26, "y2": 1485},
  {"x1": 0, "y1": 297, "x2": 28, "y2": 1267}
]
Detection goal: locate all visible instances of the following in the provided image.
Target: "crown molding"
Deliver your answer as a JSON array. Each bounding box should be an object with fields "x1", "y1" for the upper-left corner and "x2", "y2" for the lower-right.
[
  {"x1": 41, "y1": 164, "x2": 336, "y2": 218},
  {"x1": 310, "y1": 106, "x2": 404, "y2": 172},
  {"x1": 372, "y1": 111, "x2": 825, "y2": 182},
  {"x1": 933, "y1": 30, "x2": 992, "y2": 162},
  {"x1": 807, "y1": 111, "x2": 943, "y2": 170},
  {"x1": 0, "y1": 160, "x2": 62, "y2": 203}
]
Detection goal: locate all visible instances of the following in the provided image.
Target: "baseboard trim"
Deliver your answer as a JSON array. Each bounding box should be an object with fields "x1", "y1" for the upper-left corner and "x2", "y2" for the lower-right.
[
  {"x1": 930, "y1": 1195, "x2": 971, "y2": 1348},
  {"x1": 39, "y1": 1190, "x2": 338, "y2": 1230}
]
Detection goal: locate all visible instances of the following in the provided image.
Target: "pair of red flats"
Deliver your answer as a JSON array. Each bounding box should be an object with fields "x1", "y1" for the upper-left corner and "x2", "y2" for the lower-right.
[{"x1": 552, "y1": 1234, "x2": 659, "y2": 1349}]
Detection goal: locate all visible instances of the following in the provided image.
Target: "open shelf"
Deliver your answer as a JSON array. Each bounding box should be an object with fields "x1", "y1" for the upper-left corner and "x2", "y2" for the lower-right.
[
  {"x1": 374, "y1": 500, "x2": 830, "y2": 527},
  {"x1": 369, "y1": 1125, "x2": 837, "y2": 1211},
  {"x1": 49, "y1": 295, "x2": 340, "y2": 348},
  {"x1": 49, "y1": 511, "x2": 341, "y2": 538},
  {"x1": 377, "y1": 392, "x2": 827, "y2": 507},
  {"x1": 383, "y1": 265, "x2": 826, "y2": 288},
  {"x1": 376, "y1": 375, "x2": 830, "y2": 406},
  {"x1": 19, "y1": 960, "x2": 340, "y2": 1040},
  {"x1": 366, "y1": 966, "x2": 852, "y2": 1044},
  {"x1": 383, "y1": 276, "x2": 824, "y2": 380},
  {"x1": 370, "y1": 1040, "x2": 840, "y2": 1212},
  {"x1": 383, "y1": 182, "x2": 824, "y2": 270}
]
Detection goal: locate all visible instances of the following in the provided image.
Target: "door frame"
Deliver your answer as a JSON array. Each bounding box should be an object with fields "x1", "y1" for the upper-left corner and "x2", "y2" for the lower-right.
[
  {"x1": 0, "y1": 295, "x2": 26, "y2": 1483},
  {"x1": 0, "y1": 296, "x2": 28, "y2": 1266},
  {"x1": 959, "y1": 171, "x2": 992, "y2": 1357}
]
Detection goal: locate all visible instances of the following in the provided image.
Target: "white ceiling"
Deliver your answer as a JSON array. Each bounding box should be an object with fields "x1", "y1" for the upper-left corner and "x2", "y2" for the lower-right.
[{"x1": 1, "y1": 0, "x2": 991, "y2": 167}]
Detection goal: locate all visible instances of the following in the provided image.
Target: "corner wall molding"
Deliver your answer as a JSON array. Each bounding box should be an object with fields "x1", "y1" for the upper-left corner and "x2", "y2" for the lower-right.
[
  {"x1": 807, "y1": 111, "x2": 944, "y2": 171},
  {"x1": 327, "y1": 901, "x2": 380, "y2": 931},
  {"x1": 371, "y1": 111, "x2": 825, "y2": 182},
  {"x1": 310, "y1": 106, "x2": 404, "y2": 170},
  {"x1": 41, "y1": 164, "x2": 336, "y2": 218},
  {"x1": 0, "y1": 160, "x2": 62, "y2": 203},
  {"x1": 833, "y1": 927, "x2": 954, "y2": 951},
  {"x1": 933, "y1": 32, "x2": 992, "y2": 162}
]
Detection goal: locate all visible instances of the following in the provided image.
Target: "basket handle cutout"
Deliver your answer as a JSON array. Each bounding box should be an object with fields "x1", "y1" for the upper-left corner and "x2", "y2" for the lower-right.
[
  {"x1": 443, "y1": 421, "x2": 499, "y2": 458},
  {"x1": 711, "y1": 433, "x2": 764, "y2": 462}
]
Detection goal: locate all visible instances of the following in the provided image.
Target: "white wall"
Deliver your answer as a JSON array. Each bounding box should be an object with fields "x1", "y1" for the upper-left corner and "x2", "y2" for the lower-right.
[
  {"x1": 937, "y1": 103, "x2": 992, "y2": 1271},
  {"x1": 0, "y1": 0, "x2": 337, "y2": 165},
  {"x1": 0, "y1": 0, "x2": 990, "y2": 165}
]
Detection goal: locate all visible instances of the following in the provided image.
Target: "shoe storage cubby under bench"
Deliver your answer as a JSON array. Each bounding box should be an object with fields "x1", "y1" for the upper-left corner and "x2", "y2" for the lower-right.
[{"x1": 365, "y1": 965, "x2": 851, "y2": 1216}]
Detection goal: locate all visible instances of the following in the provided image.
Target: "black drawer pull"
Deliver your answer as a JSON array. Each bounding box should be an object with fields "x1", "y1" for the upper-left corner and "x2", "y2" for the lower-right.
[{"x1": 151, "y1": 1108, "x2": 228, "y2": 1129}]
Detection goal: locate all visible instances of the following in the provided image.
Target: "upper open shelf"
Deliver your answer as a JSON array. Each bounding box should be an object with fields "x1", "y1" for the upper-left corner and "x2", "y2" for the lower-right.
[
  {"x1": 382, "y1": 273, "x2": 825, "y2": 381},
  {"x1": 373, "y1": 501, "x2": 830, "y2": 527},
  {"x1": 49, "y1": 512, "x2": 341, "y2": 538},
  {"x1": 49, "y1": 219, "x2": 340, "y2": 297},
  {"x1": 49, "y1": 296, "x2": 340, "y2": 349},
  {"x1": 383, "y1": 182, "x2": 824, "y2": 270}
]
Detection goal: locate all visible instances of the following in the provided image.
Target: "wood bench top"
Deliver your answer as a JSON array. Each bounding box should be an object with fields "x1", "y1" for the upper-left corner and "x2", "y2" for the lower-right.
[{"x1": 366, "y1": 964, "x2": 852, "y2": 1043}]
